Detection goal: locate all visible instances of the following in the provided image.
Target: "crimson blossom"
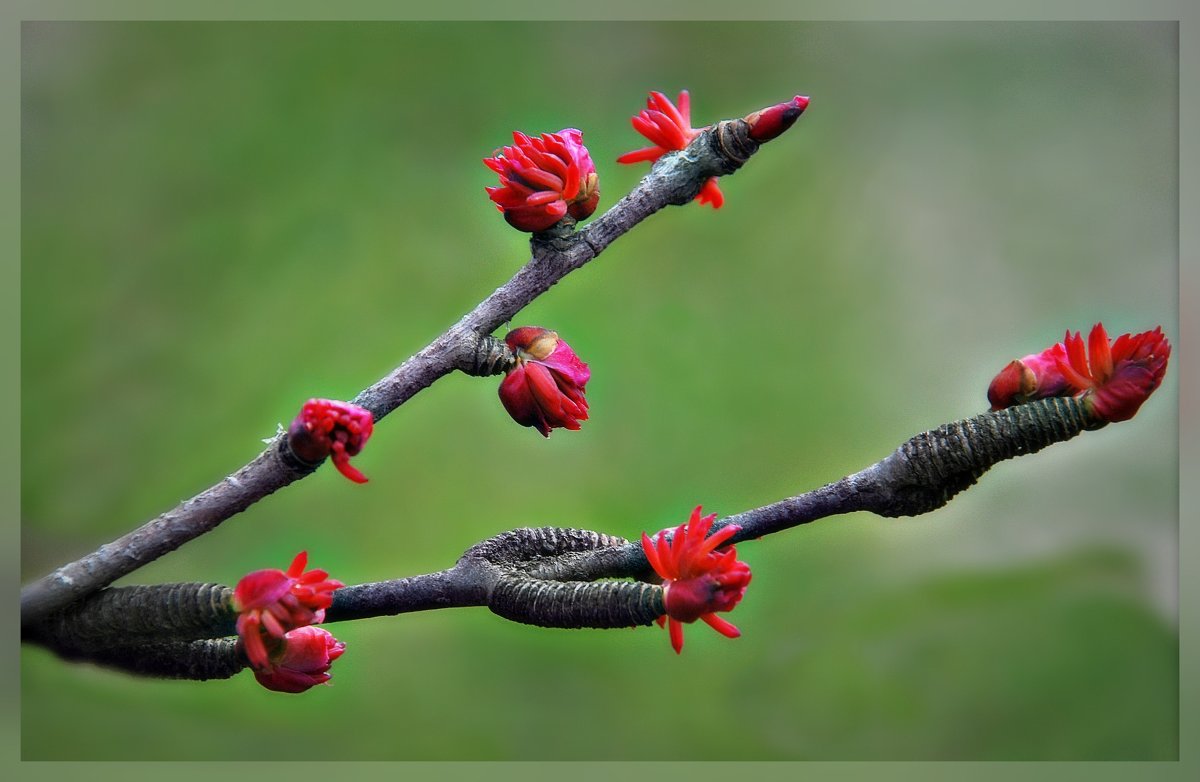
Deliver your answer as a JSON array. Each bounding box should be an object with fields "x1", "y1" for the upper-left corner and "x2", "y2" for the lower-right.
[
  {"x1": 1056, "y1": 323, "x2": 1171, "y2": 423},
  {"x1": 252, "y1": 625, "x2": 346, "y2": 694},
  {"x1": 617, "y1": 90, "x2": 726, "y2": 208},
  {"x1": 987, "y1": 341, "x2": 1072, "y2": 410},
  {"x1": 641, "y1": 506, "x2": 752, "y2": 655},
  {"x1": 288, "y1": 398, "x2": 374, "y2": 484},
  {"x1": 987, "y1": 323, "x2": 1170, "y2": 423},
  {"x1": 234, "y1": 551, "x2": 344, "y2": 672},
  {"x1": 497, "y1": 326, "x2": 590, "y2": 437},
  {"x1": 484, "y1": 128, "x2": 600, "y2": 232}
]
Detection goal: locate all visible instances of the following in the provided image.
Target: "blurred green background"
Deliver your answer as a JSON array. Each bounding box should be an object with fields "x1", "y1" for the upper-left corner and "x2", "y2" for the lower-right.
[{"x1": 20, "y1": 22, "x2": 1177, "y2": 760}]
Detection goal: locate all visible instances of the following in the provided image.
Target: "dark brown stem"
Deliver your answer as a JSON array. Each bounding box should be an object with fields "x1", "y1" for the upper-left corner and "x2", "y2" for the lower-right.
[
  {"x1": 24, "y1": 583, "x2": 236, "y2": 649},
  {"x1": 20, "y1": 105, "x2": 804, "y2": 627},
  {"x1": 44, "y1": 638, "x2": 246, "y2": 681}
]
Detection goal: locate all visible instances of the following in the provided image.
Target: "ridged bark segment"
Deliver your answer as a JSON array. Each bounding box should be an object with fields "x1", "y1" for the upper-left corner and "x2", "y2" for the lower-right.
[
  {"x1": 462, "y1": 527, "x2": 665, "y2": 629},
  {"x1": 489, "y1": 577, "x2": 664, "y2": 629},
  {"x1": 49, "y1": 637, "x2": 245, "y2": 681},
  {"x1": 25, "y1": 583, "x2": 235, "y2": 648},
  {"x1": 869, "y1": 397, "x2": 1101, "y2": 517}
]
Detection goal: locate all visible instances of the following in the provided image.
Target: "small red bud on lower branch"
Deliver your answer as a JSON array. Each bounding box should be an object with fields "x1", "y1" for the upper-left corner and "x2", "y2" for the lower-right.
[
  {"x1": 234, "y1": 551, "x2": 343, "y2": 671},
  {"x1": 251, "y1": 625, "x2": 346, "y2": 694}
]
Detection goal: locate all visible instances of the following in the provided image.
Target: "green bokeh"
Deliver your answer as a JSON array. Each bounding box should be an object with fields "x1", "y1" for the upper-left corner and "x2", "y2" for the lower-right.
[{"x1": 20, "y1": 22, "x2": 1178, "y2": 760}]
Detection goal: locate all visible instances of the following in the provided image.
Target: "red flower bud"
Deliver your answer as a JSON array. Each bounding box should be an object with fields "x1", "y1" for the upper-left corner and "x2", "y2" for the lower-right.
[
  {"x1": 288, "y1": 399, "x2": 374, "y2": 483},
  {"x1": 987, "y1": 324, "x2": 1170, "y2": 423},
  {"x1": 1057, "y1": 323, "x2": 1171, "y2": 423},
  {"x1": 234, "y1": 551, "x2": 344, "y2": 671},
  {"x1": 987, "y1": 342, "x2": 1071, "y2": 410},
  {"x1": 252, "y1": 625, "x2": 346, "y2": 694},
  {"x1": 744, "y1": 95, "x2": 810, "y2": 142},
  {"x1": 497, "y1": 326, "x2": 590, "y2": 437},
  {"x1": 641, "y1": 506, "x2": 752, "y2": 655},
  {"x1": 484, "y1": 128, "x2": 600, "y2": 232},
  {"x1": 617, "y1": 89, "x2": 725, "y2": 210}
]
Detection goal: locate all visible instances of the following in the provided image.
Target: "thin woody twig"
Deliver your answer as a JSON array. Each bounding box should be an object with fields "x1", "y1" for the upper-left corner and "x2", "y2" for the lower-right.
[{"x1": 20, "y1": 110, "x2": 796, "y2": 627}]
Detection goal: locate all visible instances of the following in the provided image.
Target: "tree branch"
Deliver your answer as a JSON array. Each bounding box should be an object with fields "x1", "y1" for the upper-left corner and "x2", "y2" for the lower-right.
[
  {"x1": 20, "y1": 112, "x2": 788, "y2": 627},
  {"x1": 24, "y1": 395, "x2": 1107, "y2": 674}
]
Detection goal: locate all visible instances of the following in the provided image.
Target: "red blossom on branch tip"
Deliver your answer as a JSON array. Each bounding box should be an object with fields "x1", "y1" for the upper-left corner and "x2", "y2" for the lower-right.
[
  {"x1": 1056, "y1": 323, "x2": 1171, "y2": 423},
  {"x1": 498, "y1": 326, "x2": 590, "y2": 437},
  {"x1": 641, "y1": 506, "x2": 752, "y2": 655},
  {"x1": 287, "y1": 399, "x2": 374, "y2": 483},
  {"x1": 617, "y1": 90, "x2": 725, "y2": 208},
  {"x1": 234, "y1": 551, "x2": 344, "y2": 671},
  {"x1": 987, "y1": 323, "x2": 1170, "y2": 423},
  {"x1": 617, "y1": 91, "x2": 810, "y2": 208},
  {"x1": 252, "y1": 625, "x2": 346, "y2": 694},
  {"x1": 484, "y1": 128, "x2": 600, "y2": 233}
]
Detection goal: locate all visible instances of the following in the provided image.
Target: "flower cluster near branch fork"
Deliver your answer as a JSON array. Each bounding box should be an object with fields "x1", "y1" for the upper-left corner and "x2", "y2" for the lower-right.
[
  {"x1": 233, "y1": 551, "x2": 345, "y2": 693},
  {"x1": 987, "y1": 323, "x2": 1170, "y2": 423},
  {"x1": 642, "y1": 506, "x2": 752, "y2": 654}
]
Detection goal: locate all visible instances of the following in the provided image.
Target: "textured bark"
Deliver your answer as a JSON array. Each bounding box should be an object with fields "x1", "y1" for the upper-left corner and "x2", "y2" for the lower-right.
[
  {"x1": 25, "y1": 583, "x2": 236, "y2": 649},
  {"x1": 45, "y1": 637, "x2": 245, "y2": 681}
]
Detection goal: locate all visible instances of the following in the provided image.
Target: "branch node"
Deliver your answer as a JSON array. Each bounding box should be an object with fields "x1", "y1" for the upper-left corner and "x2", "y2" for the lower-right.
[
  {"x1": 462, "y1": 527, "x2": 665, "y2": 629},
  {"x1": 708, "y1": 118, "x2": 760, "y2": 173},
  {"x1": 466, "y1": 333, "x2": 516, "y2": 377}
]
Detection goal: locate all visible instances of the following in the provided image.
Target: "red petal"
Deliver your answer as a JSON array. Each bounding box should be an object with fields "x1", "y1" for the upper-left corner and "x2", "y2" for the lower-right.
[
  {"x1": 331, "y1": 445, "x2": 368, "y2": 484},
  {"x1": 616, "y1": 146, "x2": 667, "y2": 165},
  {"x1": 498, "y1": 367, "x2": 542, "y2": 432},
  {"x1": 632, "y1": 114, "x2": 677, "y2": 149},
  {"x1": 523, "y1": 191, "x2": 561, "y2": 206},
  {"x1": 700, "y1": 613, "x2": 741, "y2": 639},
  {"x1": 641, "y1": 532, "x2": 666, "y2": 577},
  {"x1": 1087, "y1": 323, "x2": 1113, "y2": 382},
  {"x1": 696, "y1": 178, "x2": 725, "y2": 209},
  {"x1": 287, "y1": 552, "x2": 308, "y2": 578},
  {"x1": 676, "y1": 90, "x2": 692, "y2": 128},
  {"x1": 649, "y1": 91, "x2": 688, "y2": 134},
  {"x1": 669, "y1": 617, "x2": 685, "y2": 654},
  {"x1": 1058, "y1": 331, "x2": 1094, "y2": 390},
  {"x1": 656, "y1": 533, "x2": 678, "y2": 580},
  {"x1": 525, "y1": 363, "x2": 568, "y2": 420},
  {"x1": 510, "y1": 163, "x2": 564, "y2": 193},
  {"x1": 242, "y1": 625, "x2": 272, "y2": 670}
]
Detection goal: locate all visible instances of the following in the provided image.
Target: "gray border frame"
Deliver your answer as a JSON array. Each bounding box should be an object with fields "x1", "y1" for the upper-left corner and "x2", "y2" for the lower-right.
[{"x1": 6, "y1": 1, "x2": 1192, "y2": 779}]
